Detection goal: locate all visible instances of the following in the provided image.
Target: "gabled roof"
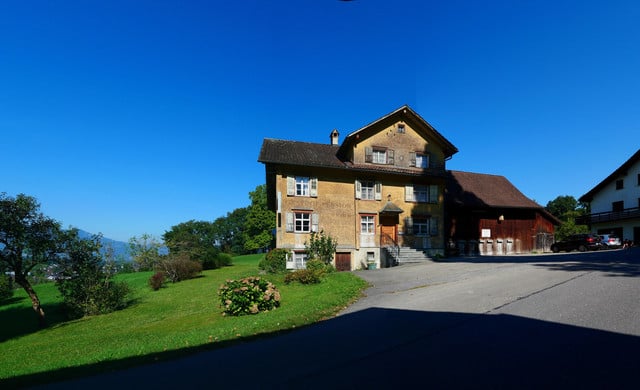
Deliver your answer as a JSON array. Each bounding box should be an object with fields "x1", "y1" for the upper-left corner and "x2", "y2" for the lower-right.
[
  {"x1": 338, "y1": 105, "x2": 459, "y2": 159},
  {"x1": 258, "y1": 139, "x2": 344, "y2": 169},
  {"x1": 446, "y1": 170, "x2": 542, "y2": 209},
  {"x1": 579, "y1": 149, "x2": 640, "y2": 202}
]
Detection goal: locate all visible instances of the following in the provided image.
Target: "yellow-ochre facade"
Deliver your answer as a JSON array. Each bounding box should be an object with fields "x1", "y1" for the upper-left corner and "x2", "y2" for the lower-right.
[{"x1": 258, "y1": 106, "x2": 458, "y2": 270}]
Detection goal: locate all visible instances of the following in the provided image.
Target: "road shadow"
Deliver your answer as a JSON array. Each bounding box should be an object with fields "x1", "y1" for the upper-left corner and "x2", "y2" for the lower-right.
[{"x1": 15, "y1": 307, "x2": 640, "y2": 389}]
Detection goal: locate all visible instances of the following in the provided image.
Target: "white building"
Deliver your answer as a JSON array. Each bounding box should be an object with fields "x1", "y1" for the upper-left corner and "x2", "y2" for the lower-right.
[{"x1": 579, "y1": 149, "x2": 640, "y2": 244}]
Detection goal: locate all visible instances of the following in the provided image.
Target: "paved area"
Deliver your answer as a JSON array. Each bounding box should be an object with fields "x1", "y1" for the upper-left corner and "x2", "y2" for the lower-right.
[{"x1": 39, "y1": 249, "x2": 640, "y2": 389}]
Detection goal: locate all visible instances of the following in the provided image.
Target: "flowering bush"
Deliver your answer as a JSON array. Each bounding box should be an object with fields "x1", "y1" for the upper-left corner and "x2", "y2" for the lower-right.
[{"x1": 218, "y1": 277, "x2": 281, "y2": 316}]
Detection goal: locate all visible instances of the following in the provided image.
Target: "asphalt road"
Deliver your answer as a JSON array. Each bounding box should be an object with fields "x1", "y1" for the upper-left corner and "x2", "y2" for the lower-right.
[{"x1": 39, "y1": 248, "x2": 640, "y2": 389}]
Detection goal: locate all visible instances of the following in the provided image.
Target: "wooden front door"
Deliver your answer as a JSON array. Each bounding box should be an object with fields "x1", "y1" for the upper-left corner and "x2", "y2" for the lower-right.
[
  {"x1": 380, "y1": 215, "x2": 398, "y2": 244},
  {"x1": 335, "y1": 252, "x2": 351, "y2": 272}
]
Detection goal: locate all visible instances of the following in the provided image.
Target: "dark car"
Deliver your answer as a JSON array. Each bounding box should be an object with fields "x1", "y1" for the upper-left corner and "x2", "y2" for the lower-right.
[{"x1": 550, "y1": 234, "x2": 604, "y2": 253}]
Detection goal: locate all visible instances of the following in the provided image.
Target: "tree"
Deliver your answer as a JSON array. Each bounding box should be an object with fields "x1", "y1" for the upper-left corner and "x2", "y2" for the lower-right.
[
  {"x1": 212, "y1": 207, "x2": 249, "y2": 254},
  {"x1": 129, "y1": 233, "x2": 164, "y2": 271},
  {"x1": 305, "y1": 230, "x2": 338, "y2": 264},
  {"x1": 163, "y1": 220, "x2": 221, "y2": 269},
  {"x1": 0, "y1": 193, "x2": 61, "y2": 327},
  {"x1": 243, "y1": 184, "x2": 275, "y2": 252},
  {"x1": 546, "y1": 195, "x2": 590, "y2": 241},
  {"x1": 546, "y1": 195, "x2": 587, "y2": 222},
  {"x1": 55, "y1": 229, "x2": 130, "y2": 319}
]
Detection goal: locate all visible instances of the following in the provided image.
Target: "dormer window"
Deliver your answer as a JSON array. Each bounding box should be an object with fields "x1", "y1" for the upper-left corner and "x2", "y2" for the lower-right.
[{"x1": 365, "y1": 147, "x2": 395, "y2": 165}]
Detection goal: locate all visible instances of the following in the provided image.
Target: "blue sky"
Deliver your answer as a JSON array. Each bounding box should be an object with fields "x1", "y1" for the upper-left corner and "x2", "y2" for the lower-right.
[{"x1": 2, "y1": 1, "x2": 639, "y2": 242}]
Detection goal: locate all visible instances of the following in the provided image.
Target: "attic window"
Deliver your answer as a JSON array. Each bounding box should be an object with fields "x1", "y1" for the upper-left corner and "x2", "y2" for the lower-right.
[
  {"x1": 397, "y1": 124, "x2": 406, "y2": 134},
  {"x1": 616, "y1": 179, "x2": 624, "y2": 190}
]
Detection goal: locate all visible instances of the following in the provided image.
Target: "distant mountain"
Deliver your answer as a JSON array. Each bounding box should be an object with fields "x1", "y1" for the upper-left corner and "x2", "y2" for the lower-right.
[{"x1": 77, "y1": 230, "x2": 131, "y2": 261}]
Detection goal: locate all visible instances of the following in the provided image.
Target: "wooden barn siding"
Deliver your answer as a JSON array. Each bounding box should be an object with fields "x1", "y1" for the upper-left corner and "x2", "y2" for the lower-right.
[{"x1": 448, "y1": 209, "x2": 554, "y2": 253}]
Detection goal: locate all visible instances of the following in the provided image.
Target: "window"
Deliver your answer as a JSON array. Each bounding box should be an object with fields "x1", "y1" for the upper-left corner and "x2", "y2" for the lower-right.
[
  {"x1": 360, "y1": 215, "x2": 375, "y2": 234},
  {"x1": 415, "y1": 153, "x2": 429, "y2": 168},
  {"x1": 612, "y1": 201, "x2": 624, "y2": 212},
  {"x1": 616, "y1": 179, "x2": 624, "y2": 190},
  {"x1": 410, "y1": 152, "x2": 430, "y2": 168},
  {"x1": 296, "y1": 177, "x2": 309, "y2": 196},
  {"x1": 405, "y1": 184, "x2": 439, "y2": 203},
  {"x1": 355, "y1": 180, "x2": 382, "y2": 200},
  {"x1": 637, "y1": 174, "x2": 640, "y2": 186},
  {"x1": 293, "y1": 252, "x2": 308, "y2": 269},
  {"x1": 397, "y1": 124, "x2": 406, "y2": 133},
  {"x1": 372, "y1": 149, "x2": 387, "y2": 164},
  {"x1": 286, "y1": 251, "x2": 309, "y2": 270},
  {"x1": 295, "y1": 212, "x2": 310, "y2": 232},
  {"x1": 286, "y1": 211, "x2": 319, "y2": 233},
  {"x1": 286, "y1": 176, "x2": 318, "y2": 197},
  {"x1": 405, "y1": 216, "x2": 439, "y2": 236},
  {"x1": 365, "y1": 147, "x2": 394, "y2": 165}
]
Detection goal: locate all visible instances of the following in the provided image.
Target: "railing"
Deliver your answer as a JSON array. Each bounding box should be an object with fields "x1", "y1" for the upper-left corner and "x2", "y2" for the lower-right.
[
  {"x1": 381, "y1": 233, "x2": 400, "y2": 266},
  {"x1": 576, "y1": 207, "x2": 640, "y2": 225}
]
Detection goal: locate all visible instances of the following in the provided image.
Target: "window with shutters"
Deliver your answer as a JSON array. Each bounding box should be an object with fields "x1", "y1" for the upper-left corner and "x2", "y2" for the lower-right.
[
  {"x1": 286, "y1": 176, "x2": 318, "y2": 197},
  {"x1": 405, "y1": 216, "x2": 439, "y2": 236},
  {"x1": 355, "y1": 180, "x2": 382, "y2": 200},
  {"x1": 405, "y1": 184, "x2": 439, "y2": 203},
  {"x1": 286, "y1": 211, "x2": 319, "y2": 233},
  {"x1": 365, "y1": 147, "x2": 394, "y2": 165}
]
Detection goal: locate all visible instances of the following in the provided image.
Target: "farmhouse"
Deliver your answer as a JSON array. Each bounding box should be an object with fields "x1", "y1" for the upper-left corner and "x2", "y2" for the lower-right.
[
  {"x1": 258, "y1": 106, "x2": 557, "y2": 270},
  {"x1": 578, "y1": 149, "x2": 640, "y2": 244}
]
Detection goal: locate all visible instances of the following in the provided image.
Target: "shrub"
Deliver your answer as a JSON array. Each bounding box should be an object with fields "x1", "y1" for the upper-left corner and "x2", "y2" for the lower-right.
[
  {"x1": 305, "y1": 259, "x2": 335, "y2": 275},
  {"x1": 215, "y1": 252, "x2": 233, "y2": 267},
  {"x1": 148, "y1": 272, "x2": 166, "y2": 291},
  {"x1": 284, "y1": 269, "x2": 323, "y2": 285},
  {"x1": 218, "y1": 276, "x2": 280, "y2": 316},
  {"x1": 258, "y1": 248, "x2": 288, "y2": 274},
  {"x1": 0, "y1": 273, "x2": 13, "y2": 302},
  {"x1": 59, "y1": 280, "x2": 130, "y2": 319},
  {"x1": 157, "y1": 253, "x2": 203, "y2": 283}
]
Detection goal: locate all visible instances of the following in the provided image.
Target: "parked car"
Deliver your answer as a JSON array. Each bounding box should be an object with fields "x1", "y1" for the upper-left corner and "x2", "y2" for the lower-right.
[
  {"x1": 550, "y1": 234, "x2": 604, "y2": 253},
  {"x1": 599, "y1": 234, "x2": 622, "y2": 249}
]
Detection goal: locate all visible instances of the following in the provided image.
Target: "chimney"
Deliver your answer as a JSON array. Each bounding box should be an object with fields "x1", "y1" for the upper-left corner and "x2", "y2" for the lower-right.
[{"x1": 330, "y1": 129, "x2": 339, "y2": 145}]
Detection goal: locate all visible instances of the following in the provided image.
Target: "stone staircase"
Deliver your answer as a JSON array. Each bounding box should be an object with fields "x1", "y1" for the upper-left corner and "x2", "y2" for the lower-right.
[{"x1": 384, "y1": 246, "x2": 432, "y2": 265}]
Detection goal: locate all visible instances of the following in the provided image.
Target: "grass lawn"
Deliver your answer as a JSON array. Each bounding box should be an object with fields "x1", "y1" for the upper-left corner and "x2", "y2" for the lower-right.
[{"x1": 0, "y1": 254, "x2": 368, "y2": 387}]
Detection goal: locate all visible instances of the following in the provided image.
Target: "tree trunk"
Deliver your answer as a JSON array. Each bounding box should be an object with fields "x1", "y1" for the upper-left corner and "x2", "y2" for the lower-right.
[{"x1": 15, "y1": 275, "x2": 47, "y2": 328}]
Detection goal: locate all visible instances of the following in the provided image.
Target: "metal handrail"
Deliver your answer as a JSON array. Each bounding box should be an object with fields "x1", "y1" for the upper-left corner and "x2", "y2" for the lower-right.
[
  {"x1": 576, "y1": 207, "x2": 640, "y2": 225},
  {"x1": 381, "y1": 233, "x2": 400, "y2": 265}
]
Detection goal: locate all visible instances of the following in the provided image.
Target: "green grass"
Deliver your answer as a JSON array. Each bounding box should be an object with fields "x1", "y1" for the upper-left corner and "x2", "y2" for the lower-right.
[{"x1": 0, "y1": 254, "x2": 368, "y2": 387}]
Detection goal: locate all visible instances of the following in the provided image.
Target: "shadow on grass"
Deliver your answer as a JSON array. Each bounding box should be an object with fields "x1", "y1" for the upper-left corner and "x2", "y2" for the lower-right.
[
  {"x1": 0, "y1": 300, "x2": 68, "y2": 342},
  {"x1": 7, "y1": 307, "x2": 640, "y2": 389}
]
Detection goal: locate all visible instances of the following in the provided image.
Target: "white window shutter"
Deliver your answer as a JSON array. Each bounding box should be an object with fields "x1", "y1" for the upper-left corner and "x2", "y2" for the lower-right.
[
  {"x1": 387, "y1": 149, "x2": 395, "y2": 165},
  {"x1": 355, "y1": 179, "x2": 362, "y2": 199},
  {"x1": 405, "y1": 185, "x2": 414, "y2": 202},
  {"x1": 311, "y1": 213, "x2": 319, "y2": 232},
  {"x1": 374, "y1": 181, "x2": 382, "y2": 200},
  {"x1": 404, "y1": 216, "x2": 413, "y2": 235},
  {"x1": 429, "y1": 185, "x2": 439, "y2": 203},
  {"x1": 430, "y1": 217, "x2": 439, "y2": 236},
  {"x1": 286, "y1": 212, "x2": 294, "y2": 232},
  {"x1": 286, "y1": 177, "x2": 295, "y2": 196},
  {"x1": 409, "y1": 152, "x2": 416, "y2": 167},
  {"x1": 310, "y1": 177, "x2": 318, "y2": 197},
  {"x1": 365, "y1": 147, "x2": 373, "y2": 163}
]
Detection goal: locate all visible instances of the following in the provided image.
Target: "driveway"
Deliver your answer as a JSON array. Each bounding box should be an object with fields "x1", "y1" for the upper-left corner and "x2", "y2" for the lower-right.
[{"x1": 40, "y1": 249, "x2": 640, "y2": 389}]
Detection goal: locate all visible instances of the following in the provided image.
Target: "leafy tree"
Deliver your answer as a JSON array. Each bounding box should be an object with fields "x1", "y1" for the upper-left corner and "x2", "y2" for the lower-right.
[
  {"x1": 305, "y1": 230, "x2": 338, "y2": 264},
  {"x1": 546, "y1": 195, "x2": 587, "y2": 222},
  {"x1": 129, "y1": 233, "x2": 164, "y2": 271},
  {"x1": 163, "y1": 220, "x2": 221, "y2": 269},
  {"x1": 55, "y1": 229, "x2": 130, "y2": 319},
  {"x1": 0, "y1": 193, "x2": 61, "y2": 327},
  {"x1": 213, "y1": 207, "x2": 249, "y2": 254},
  {"x1": 243, "y1": 184, "x2": 275, "y2": 252},
  {"x1": 546, "y1": 195, "x2": 590, "y2": 241}
]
